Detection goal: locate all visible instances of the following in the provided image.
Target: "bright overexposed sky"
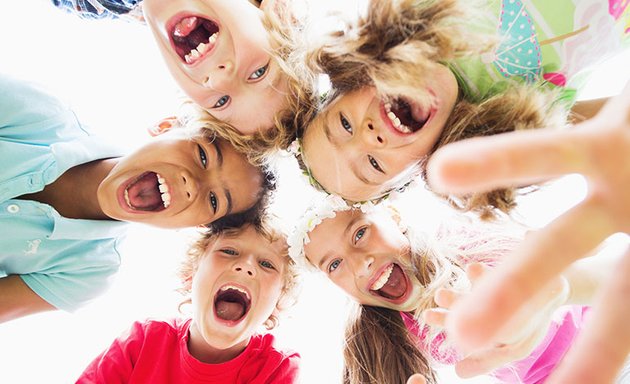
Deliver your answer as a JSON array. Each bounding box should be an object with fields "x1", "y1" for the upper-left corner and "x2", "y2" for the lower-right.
[{"x1": 1, "y1": 1, "x2": 629, "y2": 383}]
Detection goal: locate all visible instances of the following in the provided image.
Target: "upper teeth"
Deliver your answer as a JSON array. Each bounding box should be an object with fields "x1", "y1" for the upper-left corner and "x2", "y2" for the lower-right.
[
  {"x1": 371, "y1": 264, "x2": 394, "y2": 291},
  {"x1": 157, "y1": 173, "x2": 170, "y2": 208},
  {"x1": 220, "y1": 285, "x2": 250, "y2": 300},
  {"x1": 384, "y1": 102, "x2": 412, "y2": 134},
  {"x1": 184, "y1": 32, "x2": 219, "y2": 64}
]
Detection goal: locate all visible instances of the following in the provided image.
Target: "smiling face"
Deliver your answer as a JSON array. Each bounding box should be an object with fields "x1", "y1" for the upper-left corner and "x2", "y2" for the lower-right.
[
  {"x1": 302, "y1": 64, "x2": 457, "y2": 202},
  {"x1": 97, "y1": 133, "x2": 262, "y2": 228},
  {"x1": 190, "y1": 224, "x2": 287, "y2": 356},
  {"x1": 142, "y1": 0, "x2": 288, "y2": 134},
  {"x1": 303, "y1": 208, "x2": 423, "y2": 312}
]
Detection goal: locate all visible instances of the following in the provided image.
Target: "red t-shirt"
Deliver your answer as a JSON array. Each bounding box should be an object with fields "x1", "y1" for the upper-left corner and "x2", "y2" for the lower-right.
[{"x1": 76, "y1": 318, "x2": 300, "y2": 384}]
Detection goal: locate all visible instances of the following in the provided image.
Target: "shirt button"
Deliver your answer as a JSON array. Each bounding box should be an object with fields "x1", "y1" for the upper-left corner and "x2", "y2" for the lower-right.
[{"x1": 7, "y1": 204, "x2": 20, "y2": 213}]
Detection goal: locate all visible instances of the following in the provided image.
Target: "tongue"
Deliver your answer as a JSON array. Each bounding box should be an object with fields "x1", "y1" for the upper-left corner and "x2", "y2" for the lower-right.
[
  {"x1": 173, "y1": 16, "x2": 199, "y2": 37},
  {"x1": 127, "y1": 172, "x2": 161, "y2": 210},
  {"x1": 216, "y1": 300, "x2": 246, "y2": 321},
  {"x1": 377, "y1": 264, "x2": 407, "y2": 299}
]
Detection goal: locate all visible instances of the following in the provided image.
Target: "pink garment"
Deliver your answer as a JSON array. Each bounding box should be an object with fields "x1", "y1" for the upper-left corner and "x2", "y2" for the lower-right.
[{"x1": 402, "y1": 306, "x2": 590, "y2": 384}]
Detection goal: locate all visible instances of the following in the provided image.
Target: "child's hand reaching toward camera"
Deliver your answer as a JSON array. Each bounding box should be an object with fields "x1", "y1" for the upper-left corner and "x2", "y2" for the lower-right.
[
  {"x1": 427, "y1": 80, "x2": 630, "y2": 384},
  {"x1": 424, "y1": 263, "x2": 569, "y2": 378}
]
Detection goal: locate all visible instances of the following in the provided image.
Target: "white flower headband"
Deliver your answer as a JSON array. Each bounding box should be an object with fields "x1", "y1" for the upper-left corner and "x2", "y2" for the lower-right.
[{"x1": 287, "y1": 194, "x2": 375, "y2": 271}]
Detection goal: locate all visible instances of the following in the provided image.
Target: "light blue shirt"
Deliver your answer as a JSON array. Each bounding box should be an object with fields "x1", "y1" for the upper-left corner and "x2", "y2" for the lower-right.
[{"x1": 0, "y1": 74, "x2": 127, "y2": 312}]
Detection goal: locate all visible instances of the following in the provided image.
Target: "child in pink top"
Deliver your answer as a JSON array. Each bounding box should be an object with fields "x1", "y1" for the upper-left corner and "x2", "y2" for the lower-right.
[
  {"x1": 288, "y1": 195, "x2": 614, "y2": 383},
  {"x1": 77, "y1": 216, "x2": 301, "y2": 384}
]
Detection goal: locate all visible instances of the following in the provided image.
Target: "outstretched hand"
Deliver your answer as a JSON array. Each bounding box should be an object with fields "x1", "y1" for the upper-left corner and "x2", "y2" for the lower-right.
[
  {"x1": 426, "y1": 81, "x2": 630, "y2": 384},
  {"x1": 424, "y1": 263, "x2": 567, "y2": 378}
]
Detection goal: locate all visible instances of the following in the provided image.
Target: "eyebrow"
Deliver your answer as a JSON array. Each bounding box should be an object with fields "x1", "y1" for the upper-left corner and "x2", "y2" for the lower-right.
[
  {"x1": 350, "y1": 159, "x2": 380, "y2": 187},
  {"x1": 211, "y1": 140, "x2": 233, "y2": 216}
]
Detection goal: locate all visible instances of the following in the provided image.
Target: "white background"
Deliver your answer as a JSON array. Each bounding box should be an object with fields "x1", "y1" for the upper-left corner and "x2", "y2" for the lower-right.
[{"x1": 1, "y1": 1, "x2": 629, "y2": 383}]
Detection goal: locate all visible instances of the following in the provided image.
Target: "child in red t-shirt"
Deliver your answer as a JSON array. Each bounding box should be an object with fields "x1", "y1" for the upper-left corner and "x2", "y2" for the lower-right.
[{"x1": 76, "y1": 216, "x2": 301, "y2": 384}]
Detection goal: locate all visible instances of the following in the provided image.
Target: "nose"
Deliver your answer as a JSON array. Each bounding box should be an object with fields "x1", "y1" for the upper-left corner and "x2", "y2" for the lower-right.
[
  {"x1": 360, "y1": 122, "x2": 386, "y2": 148},
  {"x1": 180, "y1": 169, "x2": 199, "y2": 202},
  {"x1": 233, "y1": 255, "x2": 256, "y2": 277},
  {"x1": 202, "y1": 61, "x2": 235, "y2": 90},
  {"x1": 350, "y1": 253, "x2": 374, "y2": 278}
]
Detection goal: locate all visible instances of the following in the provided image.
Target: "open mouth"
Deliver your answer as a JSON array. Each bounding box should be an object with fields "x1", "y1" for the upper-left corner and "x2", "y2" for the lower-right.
[
  {"x1": 122, "y1": 171, "x2": 170, "y2": 212},
  {"x1": 214, "y1": 285, "x2": 252, "y2": 325},
  {"x1": 382, "y1": 96, "x2": 432, "y2": 135},
  {"x1": 369, "y1": 263, "x2": 409, "y2": 301},
  {"x1": 169, "y1": 15, "x2": 220, "y2": 64}
]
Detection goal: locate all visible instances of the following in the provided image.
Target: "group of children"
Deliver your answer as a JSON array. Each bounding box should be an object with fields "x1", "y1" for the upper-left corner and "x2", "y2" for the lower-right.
[{"x1": 2, "y1": 0, "x2": 629, "y2": 382}]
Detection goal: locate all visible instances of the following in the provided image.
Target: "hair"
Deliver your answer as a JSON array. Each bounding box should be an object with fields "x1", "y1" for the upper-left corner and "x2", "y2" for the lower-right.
[
  {"x1": 299, "y1": 0, "x2": 569, "y2": 217},
  {"x1": 183, "y1": 1, "x2": 320, "y2": 166},
  {"x1": 315, "y1": 207, "x2": 523, "y2": 384},
  {"x1": 179, "y1": 214, "x2": 301, "y2": 330}
]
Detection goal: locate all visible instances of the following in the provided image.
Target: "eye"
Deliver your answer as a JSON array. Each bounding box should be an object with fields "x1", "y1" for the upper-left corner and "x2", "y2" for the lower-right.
[
  {"x1": 198, "y1": 144, "x2": 207, "y2": 168},
  {"x1": 213, "y1": 95, "x2": 230, "y2": 108},
  {"x1": 354, "y1": 227, "x2": 367, "y2": 244},
  {"x1": 260, "y1": 260, "x2": 275, "y2": 270},
  {"x1": 248, "y1": 64, "x2": 269, "y2": 80},
  {"x1": 221, "y1": 248, "x2": 238, "y2": 256},
  {"x1": 328, "y1": 259, "x2": 341, "y2": 273},
  {"x1": 368, "y1": 155, "x2": 384, "y2": 173},
  {"x1": 209, "y1": 192, "x2": 218, "y2": 213},
  {"x1": 340, "y1": 113, "x2": 352, "y2": 134}
]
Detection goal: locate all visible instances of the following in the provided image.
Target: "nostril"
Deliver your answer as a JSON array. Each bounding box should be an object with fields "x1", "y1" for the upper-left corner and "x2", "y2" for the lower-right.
[
  {"x1": 186, "y1": 192, "x2": 191, "y2": 198},
  {"x1": 182, "y1": 176, "x2": 186, "y2": 183},
  {"x1": 377, "y1": 136, "x2": 383, "y2": 143},
  {"x1": 368, "y1": 123, "x2": 374, "y2": 130},
  {"x1": 247, "y1": 271, "x2": 253, "y2": 276},
  {"x1": 218, "y1": 64, "x2": 225, "y2": 70},
  {"x1": 203, "y1": 76, "x2": 209, "y2": 84},
  {"x1": 236, "y1": 267, "x2": 241, "y2": 271}
]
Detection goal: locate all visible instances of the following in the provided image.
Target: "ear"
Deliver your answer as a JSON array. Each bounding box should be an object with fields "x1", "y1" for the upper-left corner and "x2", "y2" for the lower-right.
[
  {"x1": 263, "y1": 307, "x2": 281, "y2": 330},
  {"x1": 147, "y1": 116, "x2": 180, "y2": 137}
]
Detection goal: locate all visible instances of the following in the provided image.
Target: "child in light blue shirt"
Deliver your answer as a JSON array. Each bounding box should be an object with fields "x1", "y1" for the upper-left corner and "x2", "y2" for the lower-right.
[{"x1": 0, "y1": 73, "x2": 275, "y2": 323}]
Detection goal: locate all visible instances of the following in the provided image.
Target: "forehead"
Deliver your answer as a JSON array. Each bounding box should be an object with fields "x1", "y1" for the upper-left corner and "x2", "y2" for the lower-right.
[
  {"x1": 208, "y1": 66, "x2": 289, "y2": 135},
  {"x1": 215, "y1": 226, "x2": 288, "y2": 267},
  {"x1": 302, "y1": 116, "x2": 385, "y2": 202}
]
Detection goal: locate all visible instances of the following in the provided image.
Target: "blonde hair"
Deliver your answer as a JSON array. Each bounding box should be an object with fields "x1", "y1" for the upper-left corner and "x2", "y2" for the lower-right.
[
  {"x1": 300, "y1": 0, "x2": 569, "y2": 216},
  {"x1": 179, "y1": 217, "x2": 300, "y2": 330},
  {"x1": 340, "y1": 210, "x2": 523, "y2": 383},
  {"x1": 185, "y1": 2, "x2": 319, "y2": 166}
]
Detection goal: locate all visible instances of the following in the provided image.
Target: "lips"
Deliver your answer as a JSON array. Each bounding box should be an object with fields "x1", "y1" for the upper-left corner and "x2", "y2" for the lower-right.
[
  {"x1": 381, "y1": 96, "x2": 433, "y2": 135},
  {"x1": 369, "y1": 263, "x2": 410, "y2": 302},
  {"x1": 168, "y1": 14, "x2": 220, "y2": 64},
  {"x1": 119, "y1": 171, "x2": 169, "y2": 212},
  {"x1": 213, "y1": 284, "x2": 252, "y2": 326}
]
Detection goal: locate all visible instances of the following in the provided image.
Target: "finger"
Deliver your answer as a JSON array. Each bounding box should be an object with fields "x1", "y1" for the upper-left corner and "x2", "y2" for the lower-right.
[
  {"x1": 406, "y1": 373, "x2": 427, "y2": 384},
  {"x1": 455, "y1": 347, "x2": 510, "y2": 378},
  {"x1": 447, "y1": 198, "x2": 611, "y2": 351},
  {"x1": 423, "y1": 308, "x2": 448, "y2": 328},
  {"x1": 466, "y1": 262, "x2": 488, "y2": 285},
  {"x1": 426, "y1": 126, "x2": 594, "y2": 195},
  {"x1": 547, "y1": 247, "x2": 630, "y2": 384},
  {"x1": 434, "y1": 288, "x2": 459, "y2": 309}
]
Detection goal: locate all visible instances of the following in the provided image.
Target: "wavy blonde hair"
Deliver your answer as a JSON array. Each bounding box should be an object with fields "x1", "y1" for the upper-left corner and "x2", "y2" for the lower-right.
[
  {"x1": 300, "y1": 0, "x2": 569, "y2": 217},
  {"x1": 179, "y1": 216, "x2": 301, "y2": 330},
  {"x1": 185, "y1": 2, "x2": 319, "y2": 166}
]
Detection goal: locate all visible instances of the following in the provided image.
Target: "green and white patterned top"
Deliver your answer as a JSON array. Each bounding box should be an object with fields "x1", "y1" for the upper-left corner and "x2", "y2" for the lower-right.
[{"x1": 453, "y1": 0, "x2": 630, "y2": 105}]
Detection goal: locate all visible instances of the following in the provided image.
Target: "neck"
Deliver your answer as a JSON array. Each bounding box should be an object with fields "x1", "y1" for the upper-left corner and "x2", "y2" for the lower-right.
[
  {"x1": 187, "y1": 320, "x2": 248, "y2": 364},
  {"x1": 19, "y1": 158, "x2": 117, "y2": 220}
]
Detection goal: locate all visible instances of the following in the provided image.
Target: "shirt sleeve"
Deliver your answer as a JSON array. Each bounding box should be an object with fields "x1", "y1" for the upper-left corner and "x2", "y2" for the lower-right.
[
  {"x1": 75, "y1": 321, "x2": 146, "y2": 384},
  {"x1": 264, "y1": 352, "x2": 301, "y2": 384},
  {"x1": 49, "y1": 0, "x2": 143, "y2": 21}
]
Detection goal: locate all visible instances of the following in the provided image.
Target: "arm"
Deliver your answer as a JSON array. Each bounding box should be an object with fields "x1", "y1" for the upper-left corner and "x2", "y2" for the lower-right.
[
  {"x1": 426, "y1": 81, "x2": 630, "y2": 384},
  {"x1": 49, "y1": 0, "x2": 144, "y2": 22},
  {"x1": 0, "y1": 275, "x2": 55, "y2": 323}
]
